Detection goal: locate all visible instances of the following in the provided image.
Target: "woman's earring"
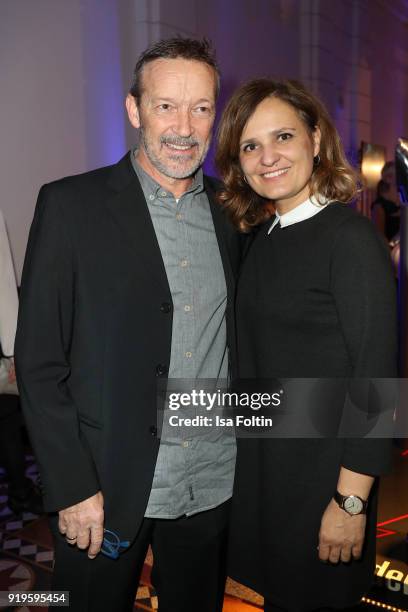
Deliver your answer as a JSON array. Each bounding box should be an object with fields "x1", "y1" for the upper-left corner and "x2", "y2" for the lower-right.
[
  {"x1": 243, "y1": 175, "x2": 248, "y2": 183},
  {"x1": 313, "y1": 154, "x2": 321, "y2": 166}
]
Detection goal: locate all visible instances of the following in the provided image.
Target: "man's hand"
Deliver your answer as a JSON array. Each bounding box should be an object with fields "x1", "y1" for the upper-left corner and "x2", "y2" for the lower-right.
[
  {"x1": 58, "y1": 491, "x2": 104, "y2": 559},
  {"x1": 318, "y1": 498, "x2": 366, "y2": 564}
]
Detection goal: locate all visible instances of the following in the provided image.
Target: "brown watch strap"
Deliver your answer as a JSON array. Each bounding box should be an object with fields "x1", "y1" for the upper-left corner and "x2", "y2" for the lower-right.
[{"x1": 334, "y1": 490, "x2": 368, "y2": 514}]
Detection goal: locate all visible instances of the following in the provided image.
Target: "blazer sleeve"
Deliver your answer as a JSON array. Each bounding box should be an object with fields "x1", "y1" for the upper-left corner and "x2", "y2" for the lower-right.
[
  {"x1": 0, "y1": 209, "x2": 18, "y2": 357},
  {"x1": 329, "y1": 214, "x2": 398, "y2": 476},
  {"x1": 15, "y1": 185, "x2": 100, "y2": 512}
]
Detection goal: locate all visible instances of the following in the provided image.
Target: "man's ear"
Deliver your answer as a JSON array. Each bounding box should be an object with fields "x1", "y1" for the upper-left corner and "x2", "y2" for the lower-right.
[{"x1": 126, "y1": 94, "x2": 141, "y2": 129}]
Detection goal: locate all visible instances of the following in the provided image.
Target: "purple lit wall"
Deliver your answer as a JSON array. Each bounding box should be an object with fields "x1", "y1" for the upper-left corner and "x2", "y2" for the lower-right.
[
  {"x1": 195, "y1": 0, "x2": 301, "y2": 176},
  {"x1": 79, "y1": 0, "x2": 127, "y2": 168},
  {"x1": 0, "y1": 0, "x2": 129, "y2": 280}
]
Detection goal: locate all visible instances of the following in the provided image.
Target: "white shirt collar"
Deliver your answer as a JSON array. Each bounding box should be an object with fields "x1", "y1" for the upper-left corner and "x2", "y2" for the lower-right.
[{"x1": 268, "y1": 195, "x2": 329, "y2": 234}]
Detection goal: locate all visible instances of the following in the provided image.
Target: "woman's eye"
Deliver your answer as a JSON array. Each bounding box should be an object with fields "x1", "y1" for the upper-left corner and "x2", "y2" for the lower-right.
[
  {"x1": 277, "y1": 133, "x2": 293, "y2": 142},
  {"x1": 242, "y1": 143, "x2": 257, "y2": 153}
]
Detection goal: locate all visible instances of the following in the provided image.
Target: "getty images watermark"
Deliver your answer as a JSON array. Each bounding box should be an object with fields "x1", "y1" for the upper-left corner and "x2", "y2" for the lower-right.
[
  {"x1": 155, "y1": 378, "x2": 407, "y2": 439},
  {"x1": 167, "y1": 387, "x2": 283, "y2": 428}
]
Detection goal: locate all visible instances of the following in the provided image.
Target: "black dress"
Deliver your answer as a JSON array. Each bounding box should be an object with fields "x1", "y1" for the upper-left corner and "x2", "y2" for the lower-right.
[{"x1": 228, "y1": 203, "x2": 398, "y2": 611}]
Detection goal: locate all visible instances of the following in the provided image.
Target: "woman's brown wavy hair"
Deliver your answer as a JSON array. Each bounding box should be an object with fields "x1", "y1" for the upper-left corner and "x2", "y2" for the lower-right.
[{"x1": 215, "y1": 79, "x2": 361, "y2": 232}]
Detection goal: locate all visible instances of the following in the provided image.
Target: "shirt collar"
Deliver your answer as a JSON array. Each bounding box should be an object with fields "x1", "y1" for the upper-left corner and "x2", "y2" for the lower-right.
[
  {"x1": 268, "y1": 195, "x2": 329, "y2": 234},
  {"x1": 131, "y1": 147, "x2": 204, "y2": 199}
]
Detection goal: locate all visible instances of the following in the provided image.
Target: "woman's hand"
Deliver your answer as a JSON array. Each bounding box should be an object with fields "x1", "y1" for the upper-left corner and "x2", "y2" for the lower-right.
[{"x1": 318, "y1": 498, "x2": 366, "y2": 564}]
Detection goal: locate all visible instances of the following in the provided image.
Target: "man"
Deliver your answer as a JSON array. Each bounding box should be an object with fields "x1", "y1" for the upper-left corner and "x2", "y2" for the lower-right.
[{"x1": 15, "y1": 38, "x2": 239, "y2": 612}]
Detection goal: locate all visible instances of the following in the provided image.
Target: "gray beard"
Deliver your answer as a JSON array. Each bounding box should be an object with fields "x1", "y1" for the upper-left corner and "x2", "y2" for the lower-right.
[{"x1": 139, "y1": 129, "x2": 210, "y2": 179}]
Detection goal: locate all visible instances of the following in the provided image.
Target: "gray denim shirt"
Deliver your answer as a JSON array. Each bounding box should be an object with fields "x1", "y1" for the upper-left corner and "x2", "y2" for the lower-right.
[{"x1": 131, "y1": 151, "x2": 236, "y2": 518}]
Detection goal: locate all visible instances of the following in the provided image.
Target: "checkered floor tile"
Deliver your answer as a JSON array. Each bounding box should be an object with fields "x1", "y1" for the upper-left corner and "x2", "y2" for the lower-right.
[
  {"x1": 0, "y1": 511, "x2": 41, "y2": 533},
  {"x1": 135, "y1": 584, "x2": 158, "y2": 610},
  {"x1": 2, "y1": 536, "x2": 54, "y2": 570}
]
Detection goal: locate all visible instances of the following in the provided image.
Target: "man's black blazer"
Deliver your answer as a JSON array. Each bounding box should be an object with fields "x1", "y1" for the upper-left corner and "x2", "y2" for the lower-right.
[{"x1": 15, "y1": 152, "x2": 240, "y2": 542}]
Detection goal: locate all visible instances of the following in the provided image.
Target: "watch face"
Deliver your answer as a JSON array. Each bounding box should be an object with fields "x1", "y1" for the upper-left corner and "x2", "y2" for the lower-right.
[{"x1": 344, "y1": 496, "x2": 363, "y2": 515}]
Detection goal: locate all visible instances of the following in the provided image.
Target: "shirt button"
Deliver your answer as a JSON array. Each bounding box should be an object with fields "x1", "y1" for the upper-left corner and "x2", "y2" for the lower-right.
[
  {"x1": 149, "y1": 194, "x2": 155, "y2": 201},
  {"x1": 149, "y1": 425, "x2": 158, "y2": 437},
  {"x1": 160, "y1": 191, "x2": 167, "y2": 197},
  {"x1": 160, "y1": 302, "x2": 172, "y2": 313},
  {"x1": 180, "y1": 259, "x2": 188, "y2": 267},
  {"x1": 184, "y1": 305, "x2": 191, "y2": 312},
  {"x1": 185, "y1": 351, "x2": 192, "y2": 358},
  {"x1": 182, "y1": 441, "x2": 189, "y2": 448},
  {"x1": 176, "y1": 213, "x2": 182, "y2": 221}
]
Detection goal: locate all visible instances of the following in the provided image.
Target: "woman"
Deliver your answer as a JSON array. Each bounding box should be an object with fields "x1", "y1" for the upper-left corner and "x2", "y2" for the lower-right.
[
  {"x1": 0, "y1": 208, "x2": 18, "y2": 379},
  {"x1": 0, "y1": 209, "x2": 43, "y2": 514},
  {"x1": 371, "y1": 176, "x2": 400, "y2": 242},
  {"x1": 216, "y1": 80, "x2": 397, "y2": 611}
]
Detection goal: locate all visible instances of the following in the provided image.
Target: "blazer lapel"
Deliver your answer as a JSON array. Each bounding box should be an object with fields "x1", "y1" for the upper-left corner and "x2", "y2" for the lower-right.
[{"x1": 105, "y1": 153, "x2": 170, "y2": 294}]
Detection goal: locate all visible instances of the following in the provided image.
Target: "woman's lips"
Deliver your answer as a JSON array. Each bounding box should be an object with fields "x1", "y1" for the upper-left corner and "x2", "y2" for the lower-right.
[{"x1": 261, "y1": 167, "x2": 290, "y2": 179}]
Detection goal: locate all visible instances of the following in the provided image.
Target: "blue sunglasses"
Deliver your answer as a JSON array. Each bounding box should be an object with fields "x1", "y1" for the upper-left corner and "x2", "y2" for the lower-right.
[{"x1": 101, "y1": 528, "x2": 130, "y2": 559}]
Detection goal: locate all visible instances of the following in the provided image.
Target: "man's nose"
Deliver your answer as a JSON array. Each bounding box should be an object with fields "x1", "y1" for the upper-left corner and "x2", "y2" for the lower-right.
[
  {"x1": 173, "y1": 109, "x2": 193, "y2": 137},
  {"x1": 260, "y1": 144, "x2": 280, "y2": 166}
]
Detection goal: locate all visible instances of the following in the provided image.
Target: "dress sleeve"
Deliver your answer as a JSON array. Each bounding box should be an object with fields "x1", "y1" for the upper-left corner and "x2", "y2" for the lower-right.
[{"x1": 330, "y1": 214, "x2": 398, "y2": 475}]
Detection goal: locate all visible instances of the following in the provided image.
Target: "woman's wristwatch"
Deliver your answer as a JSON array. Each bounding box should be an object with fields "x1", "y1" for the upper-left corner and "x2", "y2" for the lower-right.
[{"x1": 334, "y1": 490, "x2": 368, "y2": 515}]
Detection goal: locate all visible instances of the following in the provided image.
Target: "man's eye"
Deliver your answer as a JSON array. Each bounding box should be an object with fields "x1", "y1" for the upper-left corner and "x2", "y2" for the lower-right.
[
  {"x1": 158, "y1": 104, "x2": 171, "y2": 111},
  {"x1": 192, "y1": 106, "x2": 212, "y2": 116}
]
